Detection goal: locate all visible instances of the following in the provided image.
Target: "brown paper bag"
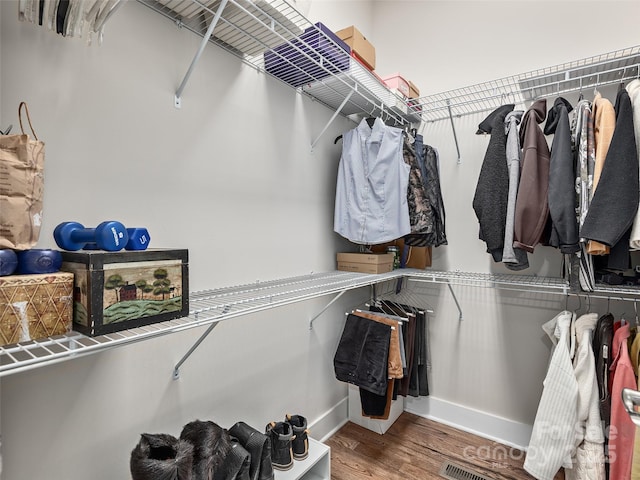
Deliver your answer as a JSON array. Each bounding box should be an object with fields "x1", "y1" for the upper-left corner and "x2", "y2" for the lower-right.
[{"x1": 0, "y1": 102, "x2": 45, "y2": 250}]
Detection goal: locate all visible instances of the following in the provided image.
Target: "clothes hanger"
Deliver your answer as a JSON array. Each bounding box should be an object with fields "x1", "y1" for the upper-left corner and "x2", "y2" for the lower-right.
[
  {"x1": 0, "y1": 124, "x2": 12, "y2": 135},
  {"x1": 356, "y1": 308, "x2": 407, "y2": 323}
]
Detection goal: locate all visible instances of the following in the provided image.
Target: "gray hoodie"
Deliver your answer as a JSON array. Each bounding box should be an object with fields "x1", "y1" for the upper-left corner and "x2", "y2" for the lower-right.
[{"x1": 502, "y1": 110, "x2": 529, "y2": 270}]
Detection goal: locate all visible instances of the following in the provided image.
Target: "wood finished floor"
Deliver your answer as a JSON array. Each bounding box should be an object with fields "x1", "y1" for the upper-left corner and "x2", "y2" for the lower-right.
[{"x1": 325, "y1": 412, "x2": 565, "y2": 480}]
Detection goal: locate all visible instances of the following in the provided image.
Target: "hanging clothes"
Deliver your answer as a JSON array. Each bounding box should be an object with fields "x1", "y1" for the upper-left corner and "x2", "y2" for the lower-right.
[
  {"x1": 334, "y1": 117, "x2": 410, "y2": 245},
  {"x1": 524, "y1": 310, "x2": 578, "y2": 480},
  {"x1": 586, "y1": 92, "x2": 616, "y2": 256},
  {"x1": 352, "y1": 310, "x2": 403, "y2": 419},
  {"x1": 472, "y1": 104, "x2": 515, "y2": 262},
  {"x1": 402, "y1": 138, "x2": 433, "y2": 237},
  {"x1": 628, "y1": 329, "x2": 640, "y2": 479},
  {"x1": 333, "y1": 313, "x2": 391, "y2": 396},
  {"x1": 513, "y1": 99, "x2": 550, "y2": 254},
  {"x1": 502, "y1": 110, "x2": 529, "y2": 270},
  {"x1": 565, "y1": 313, "x2": 606, "y2": 480},
  {"x1": 405, "y1": 143, "x2": 448, "y2": 248},
  {"x1": 423, "y1": 145, "x2": 447, "y2": 247},
  {"x1": 592, "y1": 312, "x2": 614, "y2": 468},
  {"x1": 545, "y1": 97, "x2": 579, "y2": 255},
  {"x1": 608, "y1": 323, "x2": 637, "y2": 480},
  {"x1": 626, "y1": 79, "x2": 640, "y2": 250},
  {"x1": 573, "y1": 100, "x2": 596, "y2": 292},
  {"x1": 580, "y1": 89, "x2": 639, "y2": 271}
]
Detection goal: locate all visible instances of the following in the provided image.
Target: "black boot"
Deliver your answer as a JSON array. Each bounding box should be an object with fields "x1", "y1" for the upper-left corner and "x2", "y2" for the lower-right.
[
  {"x1": 285, "y1": 414, "x2": 309, "y2": 460},
  {"x1": 229, "y1": 421, "x2": 274, "y2": 480},
  {"x1": 265, "y1": 421, "x2": 294, "y2": 471}
]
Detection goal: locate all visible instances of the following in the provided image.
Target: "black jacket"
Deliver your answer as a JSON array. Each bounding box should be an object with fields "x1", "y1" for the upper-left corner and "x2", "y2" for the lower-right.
[
  {"x1": 545, "y1": 97, "x2": 579, "y2": 254},
  {"x1": 580, "y1": 89, "x2": 639, "y2": 250},
  {"x1": 472, "y1": 104, "x2": 515, "y2": 261}
]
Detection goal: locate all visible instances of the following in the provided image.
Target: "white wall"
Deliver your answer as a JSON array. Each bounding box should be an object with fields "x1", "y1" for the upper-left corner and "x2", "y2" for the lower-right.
[
  {"x1": 2, "y1": 1, "x2": 640, "y2": 479},
  {"x1": 0, "y1": 2, "x2": 370, "y2": 479}
]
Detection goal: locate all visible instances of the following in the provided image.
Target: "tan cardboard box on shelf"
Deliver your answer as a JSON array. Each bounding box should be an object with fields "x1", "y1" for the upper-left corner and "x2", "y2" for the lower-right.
[
  {"x1": 336, "y1": 252, "x2": 394, "y2": 274},
  {"x1": 335, "y1": 25, "x2": 376, "y2": 71},
  {"x1": 408, "y1": 80, "x2": 420, "y2": 99},
  {"x1": 0, "y1": 272, "x2": 74, "y2": 347}
]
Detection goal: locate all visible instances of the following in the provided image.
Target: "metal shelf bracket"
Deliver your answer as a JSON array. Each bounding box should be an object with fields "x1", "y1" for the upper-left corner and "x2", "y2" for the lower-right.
[
  {"x1": 309, "y1": 289, "x2": 347, "y2": 329},
  {"x1": 174, "y1": 0, "x2": 229, "y2": 108},
  {"x1": 311, "y1": 90, "x2": 354, "y2": 150},
  {"x1": 173, "y1": 305, "x2": 230, "y2": 379},
  {"x1": 447, "y1": 283, "x2": 463, "y2": 321},
  {"x1": 446, "y1": 99, "x2": 461, "y2": 164}
]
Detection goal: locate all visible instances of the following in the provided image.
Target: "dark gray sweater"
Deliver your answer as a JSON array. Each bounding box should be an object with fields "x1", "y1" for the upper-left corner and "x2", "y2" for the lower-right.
[
  {"x1": 545, "y1": 97, "x2": 579, "y2": 254},
  {"x1": 472, "y1": 104, "x2": 515, "y2": 261}
]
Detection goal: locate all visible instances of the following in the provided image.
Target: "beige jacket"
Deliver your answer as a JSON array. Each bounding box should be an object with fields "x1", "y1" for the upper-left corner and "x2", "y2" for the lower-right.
[{"x1": 587, "y1": 92, "x2": 616, "y2": 255}]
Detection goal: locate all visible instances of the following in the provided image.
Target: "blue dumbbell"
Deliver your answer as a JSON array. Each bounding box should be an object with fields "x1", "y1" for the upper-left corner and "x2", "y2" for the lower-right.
[
  {"x1": 16, "y1": 249, "x2": 62, "y2": 274},
  {"x1": 126, "y1": 228, "x2": 151, "y2": 251},
  {"x1": 0, "y1": 249, "x2": 18, "y2": 276},
  {"x1": 82, "y1": 228, "x2": 150, "y2": 251},
  {"x1": 54, "y1": 221, "x2": 129, "y2": 251}
]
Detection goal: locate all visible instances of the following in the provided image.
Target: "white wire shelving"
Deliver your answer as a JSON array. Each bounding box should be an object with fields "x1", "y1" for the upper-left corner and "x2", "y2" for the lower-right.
[
  {"x1": 136, "y1": 0, "x2": 423, "y2": 138},
  {"x1": 4, "y1": 268, "x2": 640, "y2": 379},
  {"x1": 0, "y1": 270, "x2": 402, "y2": 378},
  {"x1": 416, "y1": 45, "x2": 640, "y2": 123}
]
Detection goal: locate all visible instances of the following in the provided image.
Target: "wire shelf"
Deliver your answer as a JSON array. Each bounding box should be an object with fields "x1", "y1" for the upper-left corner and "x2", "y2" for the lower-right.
[
  {"x1": 136, "y1": 0, "x2": 421, "y2": 126},
  {"x1": 416, "y1": 45, "x2": 640, "y2": 122},
  {"x1": 407, "y1": 269, "x2": 571, "y2": 295},
  {"x1": 3, "y1": 268, "x2": 640, "y2": 377},
  {"x1": 0, "y1": 270, "x2": 401, "y2": 378}
]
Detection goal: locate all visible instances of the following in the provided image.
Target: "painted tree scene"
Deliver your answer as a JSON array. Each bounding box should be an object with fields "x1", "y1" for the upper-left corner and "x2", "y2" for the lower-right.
[{"x1": 67, "y1": 259, "x2": 184, "y2": 326}]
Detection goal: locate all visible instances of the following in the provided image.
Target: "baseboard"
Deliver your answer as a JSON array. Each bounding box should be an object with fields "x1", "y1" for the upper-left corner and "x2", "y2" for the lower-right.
[
  {"x1": 404, "y1": 396, "x2": 532, "y2": 450},
  {"x1": 310, "y1": 396, "x2": 349, "y2": 443}
]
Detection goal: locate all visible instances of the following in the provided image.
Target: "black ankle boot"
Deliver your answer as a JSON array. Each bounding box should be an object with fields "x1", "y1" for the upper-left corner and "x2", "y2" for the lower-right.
[
  {"x1": 265, "y1": 421, "x2": 294, "y2": 471},
  {"x1": 285, "y1": 414, "x2": 309, "y2": 460}
]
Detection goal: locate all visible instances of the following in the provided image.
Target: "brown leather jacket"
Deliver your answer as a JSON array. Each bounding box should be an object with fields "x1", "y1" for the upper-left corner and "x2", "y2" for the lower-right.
[{"x1": 514, "y1": 99, "x2": 550, "y2": 253}]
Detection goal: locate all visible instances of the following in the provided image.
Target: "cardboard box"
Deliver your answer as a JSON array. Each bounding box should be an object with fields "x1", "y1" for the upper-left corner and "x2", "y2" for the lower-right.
[
  {"x1": 408, "y1": 80, "x2": 420, "y2": 99},
  {"x1": 335, "y1": 25, "x2": 376, "y2": 71},
  {"x1": 0, "y1": 272, "x2": 74, "y2": 347},
  {"x1": 382, "y1": 73, "x2": 410, "y2": 98},
  {"x1": 59, "y1": 249, "x2": 189, "y2": 337},
  {"x1": 264, "y1": 22, "x2": 351, "y2": 87},
  {"x1": 371, "y1": 240, "x2": 432, "y2": 269},
  {"x1": 337, "y1": 252, "x2": 394, "y2": 274}
]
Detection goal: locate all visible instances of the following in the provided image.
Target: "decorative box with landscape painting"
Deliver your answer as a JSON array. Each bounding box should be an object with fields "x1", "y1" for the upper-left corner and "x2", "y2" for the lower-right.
[{"x1": 59, "y1": 249, "x2": 189, "y2": 336}]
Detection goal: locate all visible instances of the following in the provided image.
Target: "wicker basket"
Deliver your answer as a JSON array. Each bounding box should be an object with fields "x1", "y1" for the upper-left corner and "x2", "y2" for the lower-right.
[{"x1": 0, "y1": 272, "x2": 74, "y2": 346}]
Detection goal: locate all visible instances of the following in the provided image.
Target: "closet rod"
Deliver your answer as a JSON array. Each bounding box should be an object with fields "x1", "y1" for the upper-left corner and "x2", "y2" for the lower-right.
[{"x1": 174, "y1": 0, "x2": 229, "y2": 107}]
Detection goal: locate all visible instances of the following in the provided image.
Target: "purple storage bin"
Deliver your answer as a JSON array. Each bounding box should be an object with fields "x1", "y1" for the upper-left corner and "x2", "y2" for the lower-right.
[{"x1": 264, "y1": 22, "x2": 351, "y2": 88}]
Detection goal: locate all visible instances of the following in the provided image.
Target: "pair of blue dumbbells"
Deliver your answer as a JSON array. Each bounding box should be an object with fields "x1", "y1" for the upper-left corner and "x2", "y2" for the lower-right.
[{"x1": 53, "y1": 221, "x2": 150, "y2": 252}]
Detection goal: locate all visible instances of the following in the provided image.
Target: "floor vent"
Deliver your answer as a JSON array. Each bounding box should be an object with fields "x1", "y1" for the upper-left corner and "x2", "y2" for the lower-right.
[{"x1": 439, "y1": 461, "x2": 492, "y2": 480}]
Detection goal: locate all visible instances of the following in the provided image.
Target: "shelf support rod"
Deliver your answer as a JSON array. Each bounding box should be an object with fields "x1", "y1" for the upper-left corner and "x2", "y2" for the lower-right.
[
  {"x1": 173, "y1": 320, "x2": 221, "y2": 379},
  {"x1": 309, "y1": 290, "x2": 347, "y2": 329},
  {"x1": 174, "y1": 0, "x2": 229, "y2": 108},
  {"x1": 446, "y1": 99, "x2": 461, "y2": 164},
  {"x1": 447, "y1": 283, "x2": 463, "y2": 321},
  {"x1": 311, "y1": 90, "x2": 354, "y2": 150}
]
